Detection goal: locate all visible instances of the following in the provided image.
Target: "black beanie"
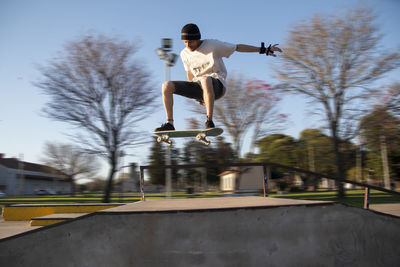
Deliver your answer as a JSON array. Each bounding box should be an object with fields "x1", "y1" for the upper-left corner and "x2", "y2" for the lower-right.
[{"x1": 181, "y1": 24, "x2": 201, "y2": 40}]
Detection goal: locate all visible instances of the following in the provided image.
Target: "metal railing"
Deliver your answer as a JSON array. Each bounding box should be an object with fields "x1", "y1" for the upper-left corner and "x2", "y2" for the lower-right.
[{"x1": 139, "y1": 161, "x2": 400, "y2": 208}]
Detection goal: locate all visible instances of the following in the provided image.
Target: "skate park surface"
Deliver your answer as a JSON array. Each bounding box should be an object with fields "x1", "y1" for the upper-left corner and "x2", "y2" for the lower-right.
[{"x1": 1, "y1": 196, "x2": 399, "y2": 266}]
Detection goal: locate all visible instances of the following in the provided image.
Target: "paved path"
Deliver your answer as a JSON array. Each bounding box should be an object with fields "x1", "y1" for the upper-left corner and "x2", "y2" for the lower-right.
[
  {"x1": 0, "y1": 219, "x2": 41, "y2": 239},
  {"x1": 370, "y1": 203, "x2": 400, "y2": 217},
  {"x1": 102, "y1": 196, "x2": 331, "y2": 213}
]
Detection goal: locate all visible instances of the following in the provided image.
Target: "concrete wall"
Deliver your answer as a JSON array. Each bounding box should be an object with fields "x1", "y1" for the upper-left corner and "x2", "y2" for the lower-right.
[{"x1": 1, "y1": 203, "x2": 399, "y2": 267}]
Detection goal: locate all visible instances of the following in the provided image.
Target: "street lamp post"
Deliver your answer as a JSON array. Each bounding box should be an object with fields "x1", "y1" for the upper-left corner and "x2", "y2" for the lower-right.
[
  {"x1": 156, "y1": 38, "x2": 178, "y2": 198},
  {"x1": 156, "y1": 38, "x2": 178, "y2": 81}
]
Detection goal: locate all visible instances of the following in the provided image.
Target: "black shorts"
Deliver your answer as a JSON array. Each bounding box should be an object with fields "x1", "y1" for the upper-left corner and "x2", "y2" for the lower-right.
[{"x1": 172, "y1": 78, "x2": 225, "y2": 101}]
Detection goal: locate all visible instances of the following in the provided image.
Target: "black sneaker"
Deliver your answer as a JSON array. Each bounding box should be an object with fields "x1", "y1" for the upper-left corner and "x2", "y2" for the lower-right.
[
  {"x1": 205, "y1": 119, "x2": 215, "y2": 129},
  {"x1": 155, "y1": 122, "x2": 175, "y2": 132}
]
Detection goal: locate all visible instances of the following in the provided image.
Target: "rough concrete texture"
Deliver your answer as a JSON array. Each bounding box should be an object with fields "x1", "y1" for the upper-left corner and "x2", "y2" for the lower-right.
[{"x1": 0, "y1": 198, "x2": 399, "y2": 267}]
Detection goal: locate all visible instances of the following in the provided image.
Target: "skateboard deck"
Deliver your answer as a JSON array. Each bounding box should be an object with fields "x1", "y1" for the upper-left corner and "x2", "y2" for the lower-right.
[{"x1": 152, "y1": 128, "x2": 223, "y2": 146}]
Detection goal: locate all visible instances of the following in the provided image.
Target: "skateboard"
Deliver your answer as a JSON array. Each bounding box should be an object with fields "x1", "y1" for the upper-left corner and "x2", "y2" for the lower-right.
[{"x1": 152, "y1": 128, "x2": 223, "y2": 146}]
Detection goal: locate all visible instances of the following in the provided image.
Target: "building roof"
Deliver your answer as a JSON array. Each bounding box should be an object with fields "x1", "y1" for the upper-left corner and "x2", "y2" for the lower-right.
[{"x1": 0, "y1": 155, "x2": 68, "y2": 181}]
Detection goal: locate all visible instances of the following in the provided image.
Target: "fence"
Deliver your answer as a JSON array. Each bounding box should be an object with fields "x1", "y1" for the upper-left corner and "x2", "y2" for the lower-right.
[{"x1": 139, "y1": 161, "x2": 400, "y2": 209}]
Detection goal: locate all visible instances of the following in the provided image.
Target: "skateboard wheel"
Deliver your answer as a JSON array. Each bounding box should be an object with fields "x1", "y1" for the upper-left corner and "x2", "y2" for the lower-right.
[
  {"x1": 167, "y1": 140, "x2": 173, "y2": 146},
  {"x1": 157, "y1": 136, "x2": 162, "y2": 143},
  {"x1": 205, "y1": 140, "x2": 211, "y2": 146},
  {"x1": 196, "y1": 134, "x2": 202, "y2": 141}
]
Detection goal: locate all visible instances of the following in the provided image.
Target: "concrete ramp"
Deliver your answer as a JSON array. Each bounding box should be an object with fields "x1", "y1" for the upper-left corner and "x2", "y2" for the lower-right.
[{"x1": 0, "y1": 197, "x2": 399, "y2": 267}]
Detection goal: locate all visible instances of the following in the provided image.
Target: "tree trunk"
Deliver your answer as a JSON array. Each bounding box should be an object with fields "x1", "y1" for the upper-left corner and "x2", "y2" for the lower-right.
[
  {"x1": 103, "y1": 164, "x2": 117, "y2": 203},
  {"x1": 329, "y1": 118, "x2": 345, "y2": 198},
  {"x1": 332, "y1": 133, "x2": 345, "y2": 198},
  {"x1": 356, "y1": 145, "x2": 362, "y2": 183},
  {"x1": 308, "y1": 145, "x2": 318, "y2": 191},
  {"x1": 380, "y1": 135, "x2": 391, "y2": 189},
  {"x1": 70, "y1": 177, "x2": 75, "y2": 196},
  {"x1": 233, "y1": 136, "x2": 241, "y2": 160}
]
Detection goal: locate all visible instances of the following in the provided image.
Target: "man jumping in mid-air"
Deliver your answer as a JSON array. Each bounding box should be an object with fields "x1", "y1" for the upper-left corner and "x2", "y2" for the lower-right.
[{"x1": 155, "y1": 23, "x2": 282, "y2": 132}]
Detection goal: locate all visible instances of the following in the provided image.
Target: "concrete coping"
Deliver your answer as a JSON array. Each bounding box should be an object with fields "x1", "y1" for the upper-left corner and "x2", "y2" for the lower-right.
[
  {"x1": 7, "y1": 203, "x2": 124, "y2": 207},
  {"x1": 100, "y1": 197, "x2": 334, "y2": 214},
  {"x1": 31, "y1": 213, "x2": 89, "y2": 220}
]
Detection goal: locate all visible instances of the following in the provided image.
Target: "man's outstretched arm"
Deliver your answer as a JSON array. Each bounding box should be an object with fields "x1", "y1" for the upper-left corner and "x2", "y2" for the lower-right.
[{"x1": 236, "y1": 44, "x2": 282, "y2": 56}]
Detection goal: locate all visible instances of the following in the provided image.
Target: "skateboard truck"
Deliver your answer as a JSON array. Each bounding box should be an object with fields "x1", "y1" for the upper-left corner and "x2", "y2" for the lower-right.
[
  {"x1": 196, "y1": 133, "x2": 211, "y2": 146},
  {"x1": 156, "y1": 134, "x2": 173, "y2": 146},
  {"x1": 157, "y1": 133, "x2": 211, "y2": 146}
]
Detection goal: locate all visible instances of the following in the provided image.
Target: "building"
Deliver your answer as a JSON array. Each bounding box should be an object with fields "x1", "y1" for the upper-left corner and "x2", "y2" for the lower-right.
[
  {"x1": 113, "y1": 163, "x2": 140, "y2": 193},
  {"x1": 0, "y1": 153, "x2": 72, "y2": 196},
  {"x1": 219, "y1": 166, "x2": 265, "y2": 194}
]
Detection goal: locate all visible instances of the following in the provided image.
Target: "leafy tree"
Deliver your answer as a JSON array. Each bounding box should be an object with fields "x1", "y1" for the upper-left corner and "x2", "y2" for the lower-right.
[
  {"x1": 346, "y1": 167, "x2": 369, "y2": 182},
  {"x1": 35, "y1": 33, "x2": 156, "y2": 202},
  {"x1": 181, "y1": 140, "x2": 201, "y2": 187},
  {"x1": 148, "y1": 137, "x2": 166, "y2": 185},
  {"x1": 360, "y1": 107, "x2": 400, "y2": 185},
  {"x1": 257, "y1": 134, "x2": 298, "y2": 168},
  {"x1": 180, "y1": 118, "x2": 204, "y2": 187},
  {"x1": 297, "y1": 129, "x2": 336, "y2": 176},
  {"x1": 256, "y1": 134, "x2": 300, "y2": 189},
  {"x1": 41, "y1": 142, "x2": 99, "y2": 194},
  {"x1": 257, "y1": 130, "x2": 357, "y2": 189},
  {"x1": 297, "y1": 128, "x2": 357, "y2": 179},
  {"x1": 274, "y1": 6, "x2": 400, "y2": 197},
  {"x1": 147, "y1": 138, "x2": 180, "y2": 186},
  {"x1": 214, "y1": 136, "x2": 236, "y2": 167}
]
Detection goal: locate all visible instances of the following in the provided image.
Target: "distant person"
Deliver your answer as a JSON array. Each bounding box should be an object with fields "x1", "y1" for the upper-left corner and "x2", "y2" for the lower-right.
[{"x1": 155, "y1": 23, "x2": 282, "y2": 131}]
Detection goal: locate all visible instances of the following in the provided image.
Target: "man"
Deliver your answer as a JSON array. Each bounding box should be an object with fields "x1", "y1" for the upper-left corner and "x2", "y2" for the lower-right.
[{"x1": 155, "y1": 23, "x2": 282, "y2": 132}]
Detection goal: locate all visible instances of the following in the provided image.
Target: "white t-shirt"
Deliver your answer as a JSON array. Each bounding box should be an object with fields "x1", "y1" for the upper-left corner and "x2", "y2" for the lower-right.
[{"x1": 180, "y1": 39, "x2": 236, "y2": 93}]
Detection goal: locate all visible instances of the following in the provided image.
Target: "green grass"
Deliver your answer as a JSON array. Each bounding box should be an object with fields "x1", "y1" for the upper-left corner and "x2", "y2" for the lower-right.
[
  {"x1": 0, "y1": 191, "x2": 223, "y2": 207},
  {"x1": 270, "y1": 190, "x2": 400, "y2": 208},
  {"x1": 0, "y1": 190, "x2": 399, "y2": 209},
  {"x1": 0, "y1": 193, "x2": 142, "y2": 206}
]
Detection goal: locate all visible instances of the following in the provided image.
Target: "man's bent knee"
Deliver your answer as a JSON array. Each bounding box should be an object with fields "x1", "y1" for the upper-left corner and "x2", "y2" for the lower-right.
[
  {"x1": 162, "y1": 81, "x2": 175, "y2": 94},
  {"x1": 200, "y1": 77, "x2": 214, "y2": 92},
  {"x1": 199, "y1": 76, "x2": 212, "y2": 84}
]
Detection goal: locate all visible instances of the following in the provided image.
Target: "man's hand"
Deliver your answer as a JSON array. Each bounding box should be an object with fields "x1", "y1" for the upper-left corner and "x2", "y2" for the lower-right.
[
  {"x1": 236, "y1": 43, "x2": 283, "y2": 56},
  {"x1": 266, "y1": 44, "x2": 282, "y2": 57}
]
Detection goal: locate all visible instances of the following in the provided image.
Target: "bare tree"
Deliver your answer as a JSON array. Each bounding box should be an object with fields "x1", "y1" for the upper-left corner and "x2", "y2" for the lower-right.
[
  {"x1": 35, "y1": 33, "x2": 156, "y2": 202},
  {"x1": 241, "y1": 79, "x2": 286, "y2": 154},
  {"x1": 274, "y1": 6, "x2": 400, "y2": 197},
  {"x1": 41, "y1": 142, "x2": 99, "y2": 194},
  {"x1": 191, "y1": 76, "x2": 284, "y2": 158},
  {"x1": 382, "y1": 82, "x2": 400, "y2": 117}
]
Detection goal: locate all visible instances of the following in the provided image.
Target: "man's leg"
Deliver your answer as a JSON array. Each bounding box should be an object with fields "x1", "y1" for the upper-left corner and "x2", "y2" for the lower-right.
[
  {"x1": 162, "y1": 81, "x2": 175, "y2": 124},
  {"x1": 200, "y1": 77, "x2": 215, "y2": 121}
]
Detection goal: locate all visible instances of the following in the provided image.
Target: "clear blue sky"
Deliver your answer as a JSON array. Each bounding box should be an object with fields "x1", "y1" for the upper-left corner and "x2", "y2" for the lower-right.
[{"x1": 1, "y1": 0, "x2": 399, "y2": 177}]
